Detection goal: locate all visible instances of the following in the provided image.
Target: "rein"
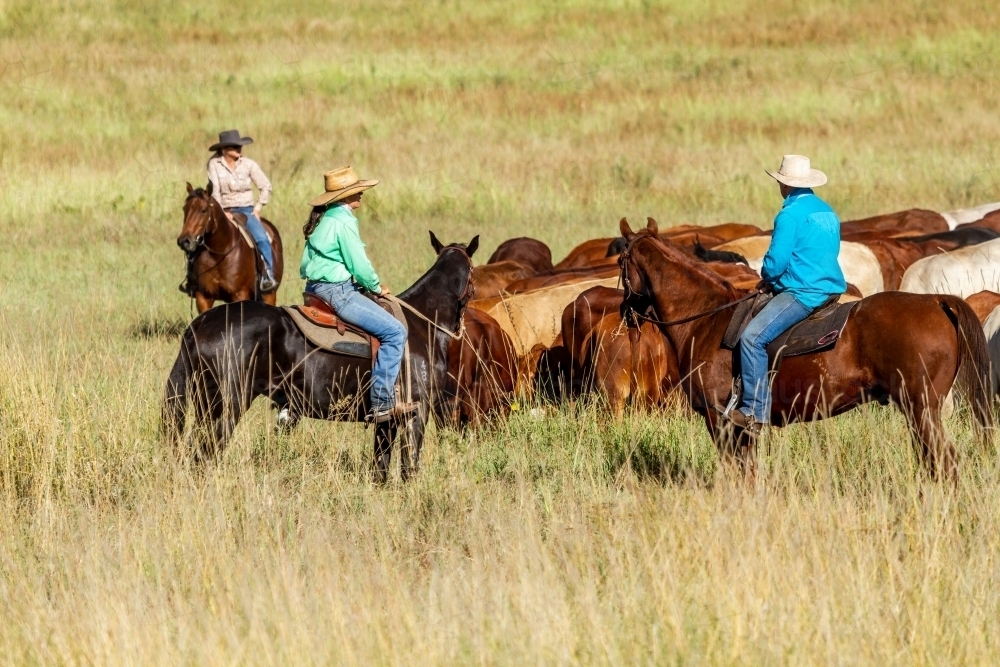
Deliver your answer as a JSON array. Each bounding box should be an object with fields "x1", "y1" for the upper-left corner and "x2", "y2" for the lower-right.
[
  {"x1": 630, "y1": 290, "x2": 759, "y2": 327},
  {"x1": 381, "y1": 246, "x2": 475, "y2": 342}
]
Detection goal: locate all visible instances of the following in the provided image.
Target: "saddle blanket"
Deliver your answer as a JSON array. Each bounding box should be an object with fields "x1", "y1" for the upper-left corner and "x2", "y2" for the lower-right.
[
  {"x1": 722, "y1": 292, "x2": 859, "y2": 367},
  {"x1": 283, "y1": 306, "x2": 371, "y2": 358}
]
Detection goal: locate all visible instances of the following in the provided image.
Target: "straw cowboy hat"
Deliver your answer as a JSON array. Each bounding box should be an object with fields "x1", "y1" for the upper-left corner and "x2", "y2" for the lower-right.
[
  {"x1": 766, "y1": 154, "x2": 827, "y2": 188},
  {"x1": 208, "y1": 129, "x2": 254, "y2": 152},
  {"x1": 308, "y1": 166, "x2": 380, "y2": 207}
]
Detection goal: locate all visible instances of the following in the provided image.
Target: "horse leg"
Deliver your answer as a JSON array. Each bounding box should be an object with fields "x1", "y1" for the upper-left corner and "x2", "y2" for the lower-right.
[
  {"x1": 195, "y1": 293, "x2": 214, "y2": 313},
  {"x1": 400, "y1": 410, "x2": 428, "y2": 482},
  {"x1": 705, "y1": 410, "x2": 757, "y2": 484},
  {"x1": 373, "y1": 422, "x2": 397, "y2": 484},
  {"x1": 905, "y1": 391, "x2": 957, "y2": 482}
]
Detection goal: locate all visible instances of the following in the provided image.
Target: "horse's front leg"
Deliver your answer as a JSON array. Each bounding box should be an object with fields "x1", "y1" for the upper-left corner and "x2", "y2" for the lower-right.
[
  {"x1": 400, "y1": 409, "x2": 428, "y2": 482},
  {"x1": 704, "y1": 409, "x2": 757, "y2": 485},
  {"x1": 373, "y1": 422, "x2": 398, "y2": 484}
]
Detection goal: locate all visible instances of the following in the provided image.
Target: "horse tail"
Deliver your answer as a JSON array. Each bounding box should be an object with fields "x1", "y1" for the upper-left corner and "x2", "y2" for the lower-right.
[
  {"x1": 161, "y1": 326, "x2": 196, "y2": 446},
  {"x1": 941, "y1": 295, "x2": 994, "y2": 444}
]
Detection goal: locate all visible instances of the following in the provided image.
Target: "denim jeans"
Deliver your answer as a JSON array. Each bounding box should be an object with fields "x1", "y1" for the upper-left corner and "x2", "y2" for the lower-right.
[
  {"x1": 738, "y1": 291, "x2": 812, "y2": 423},
  {"x1": 306, "y1": 280, "x2": 406, "y2": 412},
  {"x1": 229, "y1": 206, "x2": 274, "y2": 276}
]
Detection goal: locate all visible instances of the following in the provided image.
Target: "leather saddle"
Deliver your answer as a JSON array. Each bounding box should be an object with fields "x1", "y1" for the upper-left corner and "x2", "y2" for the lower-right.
[
  {"x1": 284, "y1": 292, "x2": 379, "y2": 359},
  {"x1": 722, "y1": 292, "x2": 859, "y2": 370}
]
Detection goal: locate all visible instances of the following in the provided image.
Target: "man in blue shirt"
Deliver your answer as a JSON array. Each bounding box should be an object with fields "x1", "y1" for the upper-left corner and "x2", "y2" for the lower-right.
[{"x1": 726, "y1": 155, "x2": 847, "y2": 436}]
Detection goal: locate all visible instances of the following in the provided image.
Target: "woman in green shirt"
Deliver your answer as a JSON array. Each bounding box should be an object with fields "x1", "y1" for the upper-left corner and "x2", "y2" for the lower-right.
[{"x1": 301, "y1": 166, "x2": 417, "y2": 423}]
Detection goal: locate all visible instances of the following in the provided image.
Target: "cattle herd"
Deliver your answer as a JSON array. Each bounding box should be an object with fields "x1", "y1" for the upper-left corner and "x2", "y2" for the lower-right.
[{"x1": 440, "y1": 201, "x2": 1000, "y2": 428}]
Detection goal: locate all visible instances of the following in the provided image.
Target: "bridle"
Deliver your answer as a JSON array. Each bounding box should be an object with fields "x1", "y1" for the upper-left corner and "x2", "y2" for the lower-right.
[
  {"x1": 183, "y1": 193, "x2": 238, "y2": 258},
  {"x1": 383, "y1": 244, "x2": 476, "y2": 341},
  {"x1": 618, "y1": 234, "x2": 759, "y2": 329}
]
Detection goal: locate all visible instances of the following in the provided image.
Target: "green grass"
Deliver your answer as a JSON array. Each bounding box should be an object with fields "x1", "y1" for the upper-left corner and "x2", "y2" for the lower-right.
[{"x1": 2, "y1": 0, "x2": 1000, "y2": 663}]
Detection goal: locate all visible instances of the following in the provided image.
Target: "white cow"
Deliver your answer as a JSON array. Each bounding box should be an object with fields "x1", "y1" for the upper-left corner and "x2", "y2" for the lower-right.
[
  {"x1": 940, "y1": 202, "x2": 1000, "y2": 230},
  {"x1": 899, "y1": 238, "x2": 1000, "y2": 298},
  {"x1": 714, "y1": 237, "x2": 884, "y2": 297}
]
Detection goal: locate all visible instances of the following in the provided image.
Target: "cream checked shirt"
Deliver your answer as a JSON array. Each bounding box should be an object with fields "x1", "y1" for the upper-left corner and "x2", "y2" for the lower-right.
[{"x1": 206, "y1": 156, "x2": 272, "y2": 209}]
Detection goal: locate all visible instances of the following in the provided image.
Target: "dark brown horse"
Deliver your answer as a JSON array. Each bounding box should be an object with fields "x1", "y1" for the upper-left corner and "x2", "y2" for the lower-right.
[
  {"x1": 178, "y1": 182, "x2": 284, "y2": 313},
  {"x1": 618, "y1": 218, "x2": 992, "y2": 480},
  {"x1": 163, "y1": 232, "x2": 477, "y2": 482}
]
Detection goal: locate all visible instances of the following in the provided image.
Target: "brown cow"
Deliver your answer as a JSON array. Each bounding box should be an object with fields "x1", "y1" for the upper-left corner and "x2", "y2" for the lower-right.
[
  {"x1": 839, "y1": 208, "x2": 948, "y2": 237},
  {"x1": 856, "y1": 228, "x2": 1000, "y2": 291},
  {"x1": 487, "y1": 237, "x2": 554, "y2": 274},
  {"x1": 965, "y1": 290, "x2": 1000, "y2": 324},
  {"x1": 435, "y1": 307, "x2": 518, "y2": 430},
  {"x1": 558, "y1": 286, "x2": 678, "y2": 415},
  {"x1": 471, "y1": 260, "x2": 535, "y2": 300}
]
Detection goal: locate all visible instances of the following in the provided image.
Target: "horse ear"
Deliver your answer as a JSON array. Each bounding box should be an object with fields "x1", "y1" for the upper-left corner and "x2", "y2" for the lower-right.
[
  {"x1": 205, "y1": 180, "x2": 213, "y2": 196},
  {"x1": 467, "y1": 235, "x2": 480, "y2": 258},
  {"x1": 619, "y1": 217, "x2": 635, "y2": 240},
  {"x1": 646, "y1": 217, "x2": 659, "y2": 235},
  {"x1": 429, "y1": 230, "x2": 444, "y2": 255},
  {"x1": 186, "y1": 182, "x2": 194, "y2": 194}
]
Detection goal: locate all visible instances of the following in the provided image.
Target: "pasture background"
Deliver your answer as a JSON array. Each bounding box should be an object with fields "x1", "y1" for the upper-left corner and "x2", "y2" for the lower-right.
[{"x1": 2, "y1": 0, "x2": 1000, "y2": 663}]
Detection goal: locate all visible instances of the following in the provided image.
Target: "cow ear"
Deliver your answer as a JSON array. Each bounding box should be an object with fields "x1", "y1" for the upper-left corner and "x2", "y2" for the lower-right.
[
  {"x1": 646, "y1": 217, "x2": 659, "y2": 235},
  {"x1": 429, "y1": 230, "x2": 444, "y2": 254},
  {"x1": 186, "y1": 181, "x2": 194, "y2": 195},
  {"x1": 619, "y1": 217, "x2": 635, "y2": 240},
  {"x1": 467, "y1": 235, "x2": 479, "y2": 258},
  {"x1": 205, "y1": 180, "x2": 213, "y2": 196}
]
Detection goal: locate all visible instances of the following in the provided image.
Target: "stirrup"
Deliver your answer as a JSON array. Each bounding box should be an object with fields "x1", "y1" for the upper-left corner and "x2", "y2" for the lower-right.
[{"x1": 367, "y1": 401, "x2": 420, "y2": 425}]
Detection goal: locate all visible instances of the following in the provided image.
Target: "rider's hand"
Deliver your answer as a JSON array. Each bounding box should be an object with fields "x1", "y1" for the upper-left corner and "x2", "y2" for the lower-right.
[
  {"x1": 252, "y1": 206, "x2": 262, "y2": 219},
  {"x1": 754, "y1": 280, "x2": 769, "y2": 293},
  {"x1": 379, "y1": 285, "x2": 392, "y2": 297},
  {"x1": 225, "y1": 211, "x2": 235, "y2": 222}
]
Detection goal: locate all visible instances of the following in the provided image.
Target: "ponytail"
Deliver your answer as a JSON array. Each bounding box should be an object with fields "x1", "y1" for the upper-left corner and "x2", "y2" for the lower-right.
[{"x1": 303, "y1": 205, "x2": 327, "y2": 239}]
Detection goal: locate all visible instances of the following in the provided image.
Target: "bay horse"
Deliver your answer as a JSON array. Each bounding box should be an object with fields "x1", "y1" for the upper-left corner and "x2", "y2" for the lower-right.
[
  {"x1": 618, "y1": 217, "x2": 992, "y2": 481},
  {"x1": 162, "y1": 232, "x2": 478, "y2": 482},
  {"x1": 178, "y1": 182, "x2": 284, "y2": 313}
]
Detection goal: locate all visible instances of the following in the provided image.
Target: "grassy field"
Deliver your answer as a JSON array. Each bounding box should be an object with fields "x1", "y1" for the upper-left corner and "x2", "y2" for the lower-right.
[{"x1": 3, "y1": 0, "x2": 1000, "y2": 663}]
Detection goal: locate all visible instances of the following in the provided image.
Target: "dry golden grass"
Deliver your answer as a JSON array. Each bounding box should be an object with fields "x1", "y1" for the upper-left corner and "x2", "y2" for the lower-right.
[{"x1": 2, "y1": 0, "x2": 1000, "y2": 663}]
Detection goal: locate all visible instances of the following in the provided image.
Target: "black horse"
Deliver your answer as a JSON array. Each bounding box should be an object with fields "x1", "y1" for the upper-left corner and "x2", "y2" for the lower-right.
[{"x1": 163, "y1": 232, "x2": 479, "y2": 481}]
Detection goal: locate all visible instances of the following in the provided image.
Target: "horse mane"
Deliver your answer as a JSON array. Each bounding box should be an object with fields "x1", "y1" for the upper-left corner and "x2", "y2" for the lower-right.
[
  {"x1": 637, "y1": 232, "x2": 739, "y2": 299},
  {"x1": 186, "y1": 187, "x2": 209, "y2": 201}
]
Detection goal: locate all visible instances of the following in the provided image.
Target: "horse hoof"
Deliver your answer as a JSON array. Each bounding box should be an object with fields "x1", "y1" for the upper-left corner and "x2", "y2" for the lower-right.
[{"x1": 276, "y1": 407, "x2": 295, "y2": 431}]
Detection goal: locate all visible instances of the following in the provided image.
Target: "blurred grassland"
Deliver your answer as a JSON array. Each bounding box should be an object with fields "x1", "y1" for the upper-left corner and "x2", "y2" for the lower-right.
[{"x1": 2, "y1": 0, "x2": 1000, "y2": 664}]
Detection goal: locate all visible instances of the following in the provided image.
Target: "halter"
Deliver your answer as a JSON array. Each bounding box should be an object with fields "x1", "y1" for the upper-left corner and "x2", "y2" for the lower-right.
[
  {"x1": 183, "y1": 192, "x2": 238, "y2": 257},
  {"x1": 618, "y1": 234, "x2": 759, "y2": 328}
]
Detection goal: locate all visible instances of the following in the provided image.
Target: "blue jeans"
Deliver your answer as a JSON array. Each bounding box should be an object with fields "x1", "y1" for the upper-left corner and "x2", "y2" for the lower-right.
[
  {"x1": 738, "y1": 291, "x2": 812, "y2": 423},
  {"x1": 229, "y1": 206, "x2": 274, "y2": 276},
  {"x1": 306, "y1": 280, "x2": 406, "y2": 412}
]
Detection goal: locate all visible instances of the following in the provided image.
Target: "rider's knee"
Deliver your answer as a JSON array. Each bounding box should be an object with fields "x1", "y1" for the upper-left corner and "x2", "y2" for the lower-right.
[{"x1": 385, "y1": 320, "x2": 407, "y2": 345}]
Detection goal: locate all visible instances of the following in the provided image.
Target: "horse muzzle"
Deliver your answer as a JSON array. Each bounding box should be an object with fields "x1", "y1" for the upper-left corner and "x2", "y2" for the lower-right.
[{"x1": 177, "y1": 235, "x2": 203, "y2": 252}]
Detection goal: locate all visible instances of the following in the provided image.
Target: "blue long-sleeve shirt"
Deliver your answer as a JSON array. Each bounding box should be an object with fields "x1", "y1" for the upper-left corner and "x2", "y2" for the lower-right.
[{"x1": 761, "y1": 188, "x2": 847, "y2": 309}]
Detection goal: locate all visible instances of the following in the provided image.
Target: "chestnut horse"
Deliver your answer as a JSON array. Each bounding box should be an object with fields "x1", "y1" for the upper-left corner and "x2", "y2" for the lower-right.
[
  {"x1": 618, "y1": 218, "x2": 992, "y2": 480},
  {"x1": 163, "y1": 232, "x2": 477, "y2": 482},
  {"x1": 178, "y1": 182, "x2": 284, "y2": 313}
]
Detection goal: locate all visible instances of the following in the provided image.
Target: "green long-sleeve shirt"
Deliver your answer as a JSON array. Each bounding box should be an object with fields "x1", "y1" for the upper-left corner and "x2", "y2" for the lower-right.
[{"x1": 300, "y1": 204, "x2": 382, "y2": 293}]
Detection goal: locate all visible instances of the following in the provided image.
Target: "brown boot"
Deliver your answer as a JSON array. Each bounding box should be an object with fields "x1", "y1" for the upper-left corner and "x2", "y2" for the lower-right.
[{"x1": 724, "y1": 409, "x2": 762, "y2": 437}]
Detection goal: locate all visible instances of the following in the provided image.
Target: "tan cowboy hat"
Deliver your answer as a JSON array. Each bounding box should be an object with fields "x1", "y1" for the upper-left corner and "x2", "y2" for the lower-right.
[
  {"x1": 308, "y1": 166, "x2": 379, "y2": 207},
  {"x1": 766, "y1": 154, "x2": 827, "y2": 188}
]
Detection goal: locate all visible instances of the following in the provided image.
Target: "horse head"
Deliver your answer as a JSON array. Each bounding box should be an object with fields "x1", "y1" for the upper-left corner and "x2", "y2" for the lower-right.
[
  {"x1": 617, "y1": 216, "x2": 660, "y2": 320},
  {"x1": 428, "y1": 230, "x2": 479, "y2": 304},
  {"x1": 178, "y1": 181, "x2": 218, "y2": 253}
]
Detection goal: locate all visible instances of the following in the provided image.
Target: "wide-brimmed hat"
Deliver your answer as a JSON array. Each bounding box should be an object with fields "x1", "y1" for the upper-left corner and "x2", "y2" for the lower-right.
[
  {"x1": 308, "y1": 166, "x2": 379, "y2": 207},
  {"x1": 208, "y1": 129, "x2": 254, "y2": 152},
  {"x1": 766, "y1": 154, "x2": 827, "y2": 188}
]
